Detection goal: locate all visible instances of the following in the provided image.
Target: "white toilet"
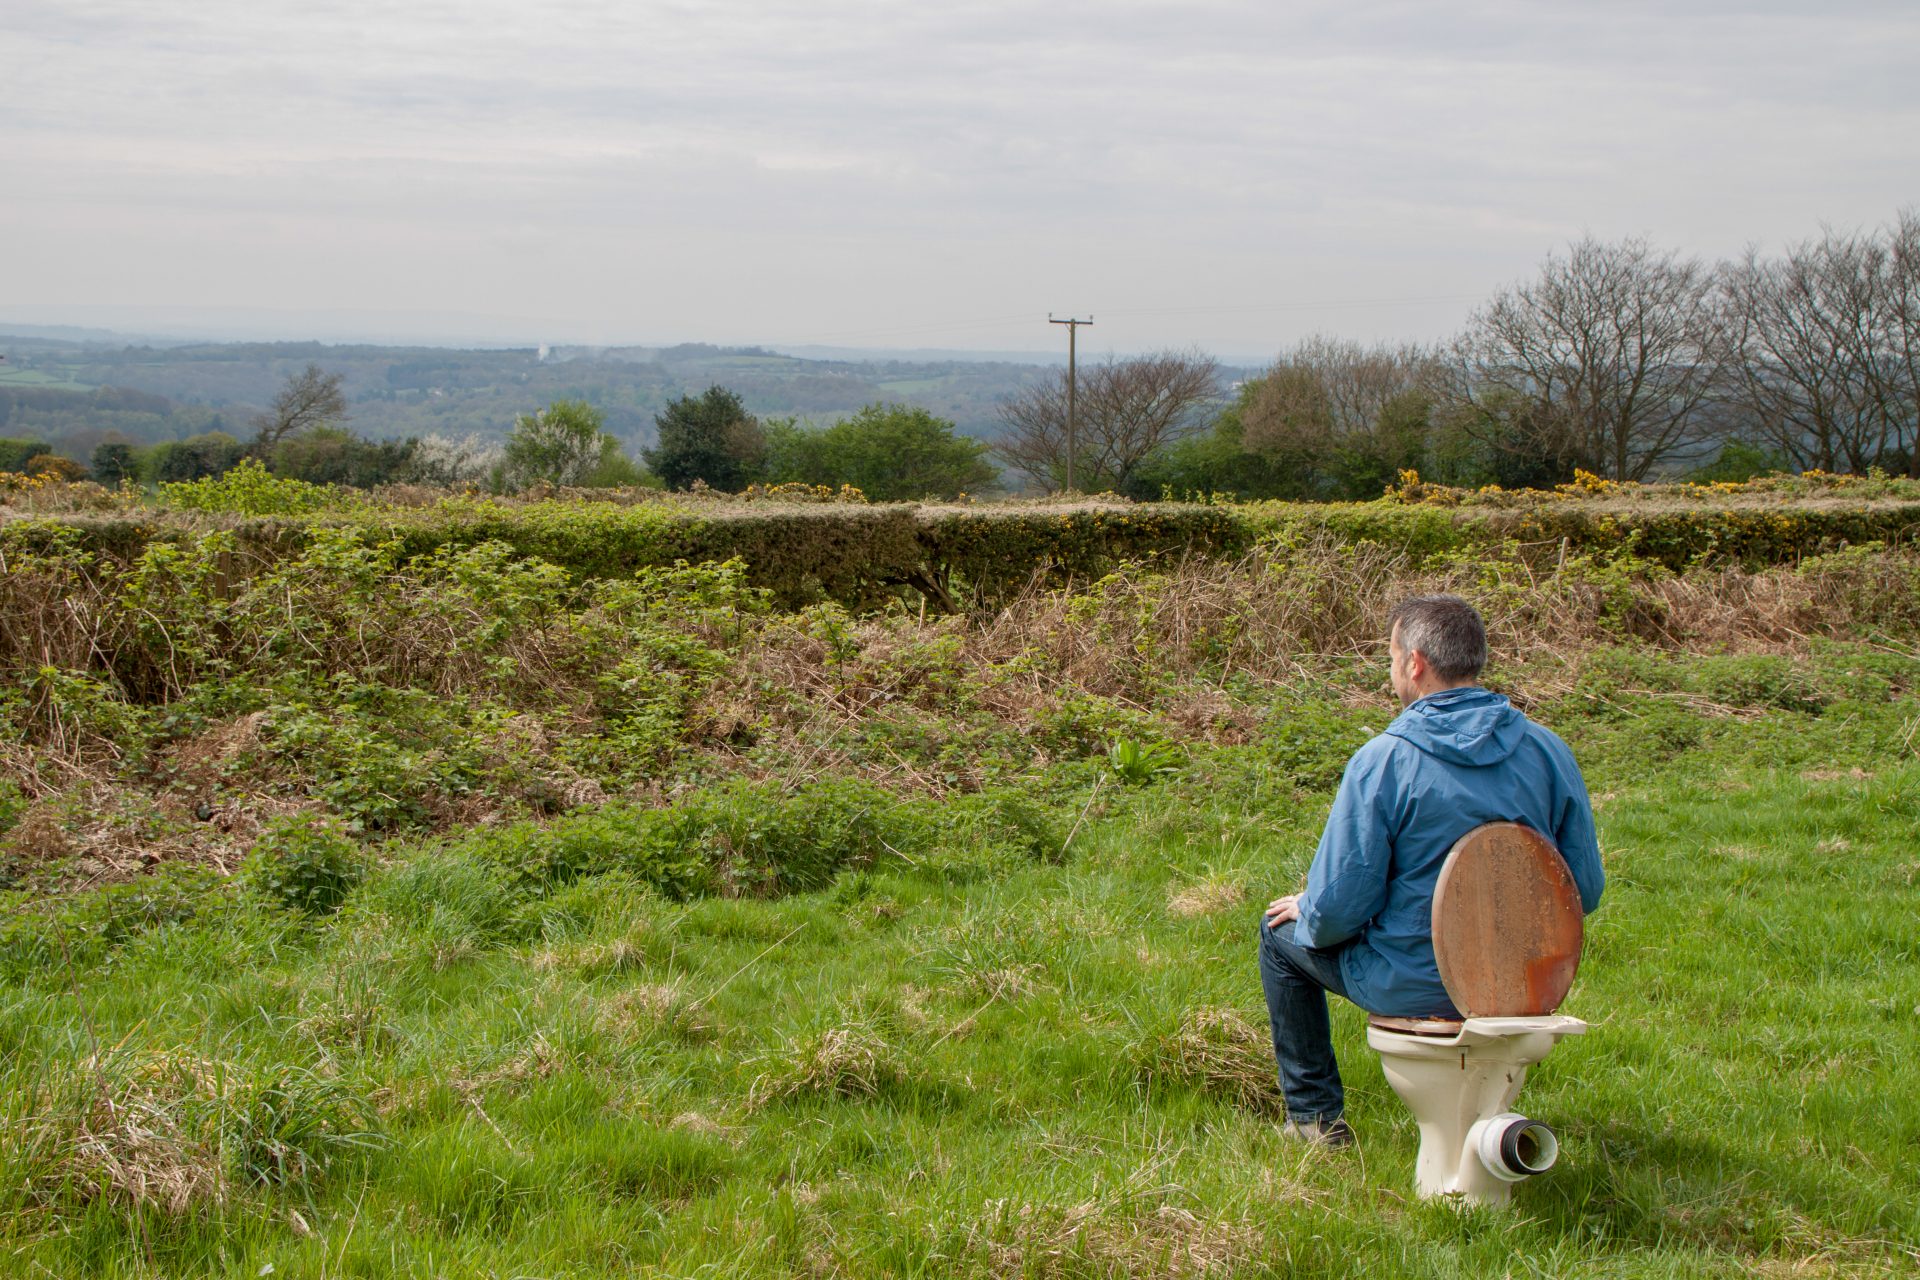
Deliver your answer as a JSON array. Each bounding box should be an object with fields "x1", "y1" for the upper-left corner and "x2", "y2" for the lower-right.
[{"x1": 1366, "y1": 822, "x2": 1589, "y2": 1206}]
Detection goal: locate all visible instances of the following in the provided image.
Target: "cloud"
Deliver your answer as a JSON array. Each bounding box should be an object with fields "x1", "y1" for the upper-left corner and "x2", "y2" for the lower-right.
[{"x1": 3, "y1": 1, "x2": 1917, "y2": 349}]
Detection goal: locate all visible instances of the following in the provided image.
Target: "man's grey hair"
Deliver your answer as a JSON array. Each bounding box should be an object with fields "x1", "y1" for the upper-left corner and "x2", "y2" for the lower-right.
[{"x1": 1387, "y1": 595, "x2": 1486, "y2": 682}]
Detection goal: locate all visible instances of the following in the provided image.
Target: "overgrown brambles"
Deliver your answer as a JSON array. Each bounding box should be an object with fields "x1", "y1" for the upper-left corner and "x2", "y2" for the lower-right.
[
  {"x1": 239, "y1": 815, "x2": 365, "y2": 915},
  {"x1": 2, "y1": 509, "x2": 1917, "y2": 896},
  {"x1": 160, "y1": 459, "x2": 356, "y2": 517},
  {"x1": 12, "y1": 471, "x2": 1919, "y2": 610}
]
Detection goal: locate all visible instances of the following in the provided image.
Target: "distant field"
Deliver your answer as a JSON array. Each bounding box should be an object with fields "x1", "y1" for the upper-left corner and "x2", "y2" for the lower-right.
[
  {"x1": 0, "y1": 366, "x2": 92, "y2": 392},
  {"x1": 877, "y1": 376, "x2": 954, "y2": 394}
]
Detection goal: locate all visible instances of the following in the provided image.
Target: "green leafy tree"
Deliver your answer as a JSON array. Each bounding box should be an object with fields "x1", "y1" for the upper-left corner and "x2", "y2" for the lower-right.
[
  {"x1": 502, "y1": 399, "x2": 638, "y2": 489},
  {"x1": 90, "y1": 440, "x2": 137, "y2": 485},
  {"x1": 644, "y1": 387, "x2": 766, "y2": 491},
  {"x1": 270, "y1": 427, "x2": 417, "y2": 488},
  {"x1": 766, "y1": 404, "x2": 997, "y2": 500},
  {"x1": 761, "y1": 416, "x2": 820, "y2": 485},
  {"x1": 0, "y1": 438, "x2": 52, "y2": 473},
  {"x1": 1122, "y1": 391, "x2": 1300, "y2": 501},
  {"x1": 149, "y1": 432, "x2": 249, "y2": 482},
  {"x1": 1686, "y1": 440, "x2": 1789, "y2": 483}
]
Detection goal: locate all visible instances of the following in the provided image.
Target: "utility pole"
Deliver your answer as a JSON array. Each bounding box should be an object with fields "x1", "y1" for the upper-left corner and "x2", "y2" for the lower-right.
[{"x1": 1049, "y1": 314, "x2": 1092, "y2": 494}]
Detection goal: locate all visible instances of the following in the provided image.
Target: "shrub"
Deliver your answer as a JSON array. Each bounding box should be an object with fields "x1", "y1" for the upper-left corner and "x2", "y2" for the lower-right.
[
  {"x1": 240, "y1": 815, "x2": 365, "y2": 915},
  {"x1": 698, "y1": 776, "x2": 895, "y2": 895},
  {"x1": 147, "y1": 432, "x2": 249, "y2": 483},
  {"x1": 161, "y1": 458, "x2": 345, "y2": 516},
  {"x1": 501, "y1": 400, "x2": 635, "y2": 490}
]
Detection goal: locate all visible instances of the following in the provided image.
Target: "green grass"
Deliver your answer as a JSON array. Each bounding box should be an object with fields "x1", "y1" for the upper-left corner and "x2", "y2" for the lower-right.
[
  {"x1": 0, "y1": 368, "x2": 92, "y2": 391},
  {"x1": 1, "y1": 659, "x2": 1915, "y2": 1277}
]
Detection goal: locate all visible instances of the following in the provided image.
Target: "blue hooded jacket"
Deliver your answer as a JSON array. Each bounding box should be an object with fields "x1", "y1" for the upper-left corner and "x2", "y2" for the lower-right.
[{"x1": 1291, "y1": 686, "x2": 1604, "y2": 1018}]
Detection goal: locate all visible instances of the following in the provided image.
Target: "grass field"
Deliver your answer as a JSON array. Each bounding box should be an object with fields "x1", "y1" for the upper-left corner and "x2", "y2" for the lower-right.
[
  {"x1": 1, "y1": 641, "x2": 1915, "y2": 1278},
  {"x1": 0, "y1": 368, "x2": 92, "y2": 393}
]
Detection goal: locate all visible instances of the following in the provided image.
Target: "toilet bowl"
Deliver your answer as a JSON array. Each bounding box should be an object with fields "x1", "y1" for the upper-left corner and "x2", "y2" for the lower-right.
[
  {"x1": 1368, "y1": 1014, "x2": 1585, "y2": 1204},
  {"x1": 1370, "y1": 822, "x2": 1589, "y2": 1205}
]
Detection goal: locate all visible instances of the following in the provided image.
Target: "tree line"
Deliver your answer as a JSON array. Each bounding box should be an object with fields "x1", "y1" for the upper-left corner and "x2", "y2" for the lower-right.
[
  {"x1": 0, "y1": 368, "x2": 998, "y2": 502},
  {"x1": 997, "y1": 211, "x2": 1920, "y2": 497}
]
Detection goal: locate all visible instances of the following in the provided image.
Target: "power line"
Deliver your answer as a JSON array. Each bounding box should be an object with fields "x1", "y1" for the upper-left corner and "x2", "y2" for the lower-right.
[{"x1": 782, "y1": 292, "x2": 1479, "y2": 348}]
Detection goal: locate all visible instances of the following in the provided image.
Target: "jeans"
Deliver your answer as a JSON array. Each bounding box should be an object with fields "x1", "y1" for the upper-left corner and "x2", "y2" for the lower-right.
[{"x1": 1256, "y1": 916, "x2": 1352, "y2": 1123}]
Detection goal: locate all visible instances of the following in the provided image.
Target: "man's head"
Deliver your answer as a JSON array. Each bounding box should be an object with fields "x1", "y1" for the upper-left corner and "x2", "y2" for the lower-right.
[{"x1": 1387, "y1": 595, "x2": 1486, "y2": 706}]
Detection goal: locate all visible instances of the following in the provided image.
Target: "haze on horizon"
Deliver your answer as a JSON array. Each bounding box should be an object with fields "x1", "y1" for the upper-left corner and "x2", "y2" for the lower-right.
[{"x1": 4, "y1": 1, "x2": 1916, "y2": 358}]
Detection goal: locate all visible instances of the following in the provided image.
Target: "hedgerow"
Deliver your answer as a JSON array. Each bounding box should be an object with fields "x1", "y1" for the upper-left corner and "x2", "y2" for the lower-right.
[
  {"x1": 10, "y1": 475, "x2": 1917, "y2": 614},
  {"x1": 1241, "y1": 495, "x2": 1920, "y2": 569}
]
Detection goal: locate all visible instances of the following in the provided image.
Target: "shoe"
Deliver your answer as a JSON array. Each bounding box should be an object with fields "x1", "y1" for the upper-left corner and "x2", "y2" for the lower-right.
[{"x1": 1281, "y1": 1117, "x2": 1354, "y2": 1148}]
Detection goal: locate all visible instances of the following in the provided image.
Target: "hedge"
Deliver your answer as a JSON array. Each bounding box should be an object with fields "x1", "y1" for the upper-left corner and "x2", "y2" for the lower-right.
[
  {"x1": 7, "y1": 495, "x2": 1917, "y2": 611},
  {"x1": 1240, "y1": 500, "x2": 1920, "y2": 569}
]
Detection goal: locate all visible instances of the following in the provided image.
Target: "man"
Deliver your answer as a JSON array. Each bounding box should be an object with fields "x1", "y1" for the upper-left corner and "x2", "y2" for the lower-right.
[{"x1": 1258, "y1": 594, "x2": 1604, "y2": 1146}]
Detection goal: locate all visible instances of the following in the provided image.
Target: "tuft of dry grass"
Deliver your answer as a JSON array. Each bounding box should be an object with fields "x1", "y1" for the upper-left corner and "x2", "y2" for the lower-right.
[
  {"x1": 1137, "y1": 1008, "x2": 1283, "y2": 1118},
  {"x1": 747, "y1": 1024, "x2": 906, "y2": 1109},
  {"x1": 295, "y1": 987, "x2": 398, "y2": 1055},
  {"x1": 10, "y1": 1048, "x2": 379, "y2": 1222},
  {"x1": 975, "y1": 1198, "x2": 1263, "y2": 1279},
  {"x1": 977, "y1": 965, "x2": 1045, "y2": 1000},
  {"x1": 534, "y1": 928, "x2": 655, "y2": 981},
  {"x1": 3, "y1": 803, "x2": 76, "y2": 863},
  {"x1": 448, "y1": 1033, "x2": 568, "y2": 1100},
  {"x1": 597, "y1": 982, "x2": 715, "y2": 1044},
  {"x1": 1166, "y1": 876, "x2": 1250, "y2": 919},
  {"x1": 666, "y1": 1111, "x2": 739, "y2": 1142},
  {"x1": 55, "y1": 1053, "x2": 231, "y2": 1216}
]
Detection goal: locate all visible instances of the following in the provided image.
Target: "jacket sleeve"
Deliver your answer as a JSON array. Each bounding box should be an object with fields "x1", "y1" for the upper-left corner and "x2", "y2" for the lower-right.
[
  {"x1": 1548, "y1": 739, "x2": 1605, "y2": 914},
  {"x1": 1294, "y1": 741, "x2": 1397, "y2": 948}
]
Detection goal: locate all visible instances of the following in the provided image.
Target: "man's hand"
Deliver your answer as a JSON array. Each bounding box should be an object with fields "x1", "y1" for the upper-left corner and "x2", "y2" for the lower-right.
[{"x1": 1264, "y1": 893, "x2": 1302, "y2": 929}]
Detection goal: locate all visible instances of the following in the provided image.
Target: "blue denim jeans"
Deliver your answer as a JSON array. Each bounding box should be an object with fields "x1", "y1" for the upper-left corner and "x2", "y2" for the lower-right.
[{"x1": 1256, "y1": 916, "x2": 1352, "y2": 1123}]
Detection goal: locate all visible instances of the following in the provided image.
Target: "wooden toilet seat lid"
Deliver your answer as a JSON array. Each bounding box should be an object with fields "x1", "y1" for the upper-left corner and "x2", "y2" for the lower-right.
[{"x1": 1431, "y1": 822, "x2": 1583, "y2": 1017}]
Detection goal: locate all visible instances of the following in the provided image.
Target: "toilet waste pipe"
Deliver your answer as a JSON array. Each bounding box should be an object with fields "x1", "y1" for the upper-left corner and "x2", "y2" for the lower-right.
[{"x1": 1469, "y1": 1113, "x2": 1559, "y2": 1182}]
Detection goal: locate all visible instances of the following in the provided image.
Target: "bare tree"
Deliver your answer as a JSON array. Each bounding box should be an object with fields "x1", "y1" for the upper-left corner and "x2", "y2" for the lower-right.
[
  {"x1": 1238, "y1": 336, "x2": 1438, "y2": 493},
  {"x1": 1242, "y1": 336, "x2": 1433, "y2": 449},
  {"x1": 994, "y1": 350, "x2": 1220, "y2": 492},
  {"x1": 1452, "y1": 236, "x2": 1721, "y2": 481},
  {"x1": 253, "y1": 363, "x2": 348, "y2": 448},
  {"x1": 1890, "y1": 209, "x2": 1920, "y2": 476},
  {"x1": 1717, "y1": 224, "x2": 1919, "y2": 474}
]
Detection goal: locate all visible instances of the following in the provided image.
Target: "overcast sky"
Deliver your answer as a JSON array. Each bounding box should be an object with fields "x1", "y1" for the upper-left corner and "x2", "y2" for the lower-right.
[{"x1": 4, "y1": 1, "x2": 1916, "y2": 357}]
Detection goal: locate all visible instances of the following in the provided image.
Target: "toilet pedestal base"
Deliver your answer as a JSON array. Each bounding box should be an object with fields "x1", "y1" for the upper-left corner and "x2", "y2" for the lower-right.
[{"x1": 1367, "y1": 1016, "x2": 1586, "y2": 1206}]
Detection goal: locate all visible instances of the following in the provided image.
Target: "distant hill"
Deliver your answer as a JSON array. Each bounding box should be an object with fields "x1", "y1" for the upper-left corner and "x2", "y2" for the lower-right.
[{"x1": 0, "y1": 333, "x2": 1083, "y2": 460}]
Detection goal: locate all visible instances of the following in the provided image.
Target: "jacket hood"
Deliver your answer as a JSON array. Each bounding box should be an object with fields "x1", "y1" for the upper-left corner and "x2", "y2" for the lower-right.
[{"x1": 1383, "y1": 686, "x2": 1527, "y2": 766}]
